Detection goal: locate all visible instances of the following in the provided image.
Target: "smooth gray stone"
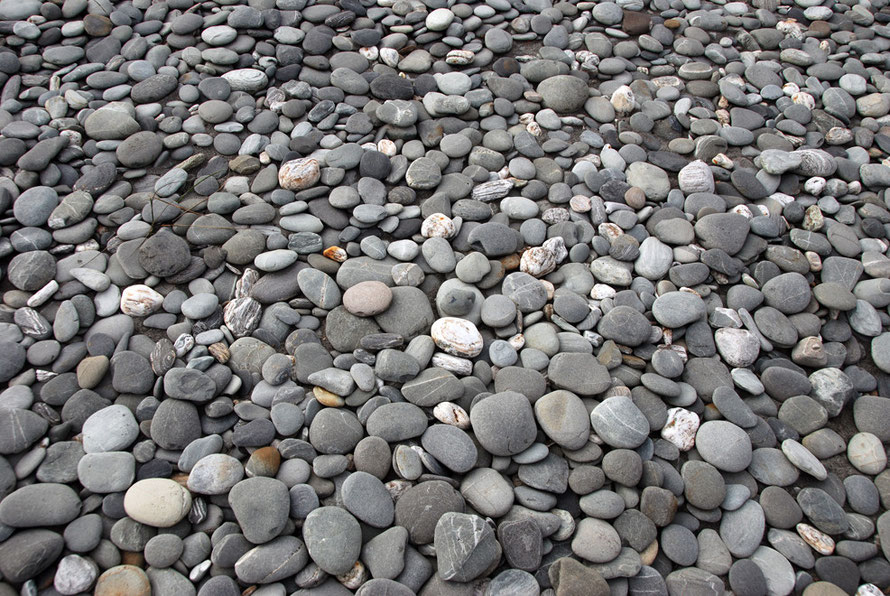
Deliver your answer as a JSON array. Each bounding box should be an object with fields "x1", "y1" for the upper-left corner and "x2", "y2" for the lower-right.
[
  {"x1": 421, "y1": 424, "x2": 477, "y2": 474},
  {"x1": 228, "y1": 477, "x2": 290, "y2": 544},
  {"x1": 694, "y1": 420, "x2": 752, "y2": 472},
  {"x1": 470, "y1": 391, "x2": 537, "y2": 457},
  {"x1": 0, "y1": 408, "x2": 47, "y2": 454},
  {"x1": 590, "y1": 396, "x2": 650, "y2": 449},
  {"x1": 361, "y1": 526, "x2": 408, "y2": 580},
  {"x1": 796, "y1": 487, "x2": 849, "y2": 535},
  {"x1": 303, "y1": 506, "x2": 362, "y2": 575},
  {"x1": 720, "y1": 500, "x2": 765, "y2": 558},
  {"x1": 342, "y1": 471, "x2": 394, "y2": 528},
  {"x1": 0, "y1": 529, "x2": 64, "y2": 583},
  {"x1": 0, "y1": 483, "x2": 81, "y2": 527},
  {"x1": 234, "y1": 536, "x2": 309, "y2": 584}
]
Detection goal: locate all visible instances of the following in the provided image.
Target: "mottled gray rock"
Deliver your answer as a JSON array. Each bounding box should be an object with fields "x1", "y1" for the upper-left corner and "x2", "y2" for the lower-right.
[{"x1": 434, "y1": 512, "x2": 499, "y2": 582}]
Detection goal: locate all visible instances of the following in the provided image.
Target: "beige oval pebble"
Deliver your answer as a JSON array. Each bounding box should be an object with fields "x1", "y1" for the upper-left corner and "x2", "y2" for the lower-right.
[
  {"x1": 358, "y1": 46, "x2": 378, "y2": 61},
  {"x1": 796, "y1": 523, "x2": 834, "y2": 555},
  {"x1": 431, "y1": 317, "x2": 483, "y2": 358},
  {"x1": 597, "y1": 222, "x2": 623, "y2": 242},
  {"x1": 385, "y1": 479, "x2": 413, "y2": 501},
  {"x1": 611, "y1": 85, "x2": 635, "y2": 114},
  {"x1": 313, "y1": 386, "x2": 345, "y2": 407},
  {"x1": 94, "y1": 565, "x2": 150, "y2": 596},
  {"x1": 640, "y1": 538, "x2": 659, "y2": 566},
  {"x1": 433, "y1": 402, "x2": 470, "y2": 429},
  {"x1": 123, "y1": 478, "x2": 192, "y2": 528},
  {"x1": 508, "y1": 334, "x2": 525, "y2": 350},
  {"x1": 377, "y1": 139, "x2": 397, "y2": 157},
  {"x1": 712, "y1": 153, "x2": 733, "y2": 169},
  {"x1": 278, "y1": 157, "x2": 320, "y2": 191},
  {"x1": 661, "y1": 407, "x2": 699, "y2": 451},
  {"x1": 551, "y1": 508, "x2": 575, "y2": 541},
  {"x1": 343, "y1": 281, "x2": 393, "y2": 317},
  {"x1": 446, "y1": 49, "x2": 474, "y2": 65},
  {"x1": 120, "y1": 284, "x2": 163, "y2": 317},
  {"x1": 848, "y1": 432, "x2": 887, "y2": 474}
]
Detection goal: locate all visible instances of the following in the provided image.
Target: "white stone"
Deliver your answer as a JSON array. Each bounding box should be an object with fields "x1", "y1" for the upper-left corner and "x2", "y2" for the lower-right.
[
  {"x1": 520, "y1": 246, "x2": 557, "y2": 278},
  {"x1": 124, "y1": 478, "x2": 192, "y2": 528},
  {"x1": 421, "y1": 213, "x2": 456, "y2": 238},
  {"x1": 54, "y1": 555, "x2": 99, "y2": 595},
  {"x1": 678, "y1": 160, "x2": 714, "y2": 193},
  {"x1": 431, "y1": 352, "x2": 473, "y2": 375},
  {"x1": 433, "y1": 402, "x2": 471, "y2": 429},
  {"x1": 426, "y1": 8, "x2": 455, "y2": 31},
  {"x1": 431, "y1": 317, "x2": 483, "y2": 358},
  {"x1": 445, "y1": 49, "x2": 475, "y2": 65},
  {"x1": 221, "y1": 68, "x2": 269, "y2": 92},
  {"x1": 120, "y1": 284, "x2": 163, "y2": 316},
  {"x1": 715, "y1": 328, "x2": 760, "y2": 367},
  {"x1": 543, "y1": 237, "x2": 567, "y2": 263},
  {"x1": 661, "y1": 407, "x2": 699, "y2": 451},
  {"x1": 610, "y1": 85, "x2": 635, "y2": 114},
  {"x1": 278, "y1": 158, "x2": 320, "y2": 191},
  {"x1": 804, "y1": 177, "x2": 826, "y2": 195},
  {"x1": 848, "y1": 432, "x2": 887, "y2": 474},
  {"x1": 796, "y1": 523, "x2": 834, "y2": 555}
]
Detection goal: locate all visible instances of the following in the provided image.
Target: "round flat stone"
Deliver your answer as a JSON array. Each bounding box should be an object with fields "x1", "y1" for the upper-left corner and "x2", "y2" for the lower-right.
[
  {"x1": 229, "y1": 477, "x2": 290, "y2": 544},
  {"x1": 343, "y1": 281, "x2": 393, "y2": 316},
  {"x1": 470, "y1": 391, "x2": 537, "y2": 456},
  {"x1": 341, "y1": 471, "x2": 394, "y2": 528},
  {"x1": 303, "y1": 506, "x2": 363, "y2": 575},
  {"x1": 534, "y1": 390, "x2": 591, "y2": 450},
  {"x1": 695, "y1": 421, "x2": 752, "y2": 472}
]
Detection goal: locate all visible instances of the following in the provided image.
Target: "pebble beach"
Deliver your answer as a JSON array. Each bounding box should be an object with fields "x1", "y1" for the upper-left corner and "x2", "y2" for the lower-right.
[{"x1": 1, "y1": 0, "x2": 890, "y2": 594}]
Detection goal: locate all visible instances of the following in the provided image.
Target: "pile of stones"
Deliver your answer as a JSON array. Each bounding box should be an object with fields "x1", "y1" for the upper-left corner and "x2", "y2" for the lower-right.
[{"x1": 2, "y1": 0, "x2": 890, "y2": 593}]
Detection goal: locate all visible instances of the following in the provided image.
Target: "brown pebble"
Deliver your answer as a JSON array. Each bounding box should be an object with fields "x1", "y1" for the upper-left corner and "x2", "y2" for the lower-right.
[
  {"x1": 342, "y1": 281, "x2": 393, "y2": 317},
  {"x1": 807, "y1": 21, "x2": 831, "y2": 38},
  {"x1": 500, "y1": 254, "x2": 520, "y2": 270},
  {"x1": 323, "y1": 246, "x2": 347, "y2": 262},
  {"x1": 245, "y1": 446, "x2": 282, "y2": 477},
  {"x1": 625, "y1": 186, "x2": 646, "y2": 209},
  {"x1": 95, "y1": 565, "x2": 150, "y2": 596},
  {"x1": 83, "y1": 14, "x2": 113, "y2": 36},
  {"x1": 622, "y1": 10, "x2": 651, "y2": 35}
]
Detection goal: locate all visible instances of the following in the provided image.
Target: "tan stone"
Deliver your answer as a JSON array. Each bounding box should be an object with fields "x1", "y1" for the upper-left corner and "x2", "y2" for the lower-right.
[
  {"x1": 94, "y1": 565, "x2": 150, "y2": 596},
  {"x1": 123, "y1": 478, "x2": 191, "y2": 528}
]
